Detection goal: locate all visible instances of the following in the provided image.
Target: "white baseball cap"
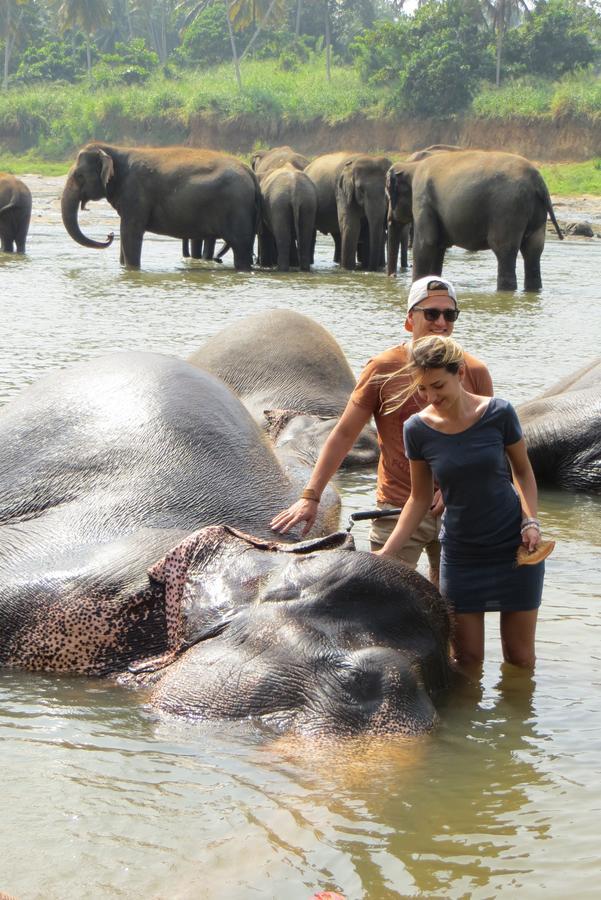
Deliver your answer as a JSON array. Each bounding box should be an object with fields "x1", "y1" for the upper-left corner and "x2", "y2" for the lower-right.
[{"x1": 407, "y1": 276, "x2": 458, "y2": 312}]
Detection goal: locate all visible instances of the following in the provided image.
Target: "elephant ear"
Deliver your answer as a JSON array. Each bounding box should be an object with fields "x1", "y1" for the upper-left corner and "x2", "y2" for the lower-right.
[
  {"x1": 251, "y1": 149, "x2": 267, "y2": 171},
  {"x1": 386, "y1": 168, "x2": 410, "y2": 210},
  {"x1": 99, "y1": 149, "x2": 114, "y2": 190},
  {"x1": 336, "y1": 161, "x2": 356, "y2": 207}
]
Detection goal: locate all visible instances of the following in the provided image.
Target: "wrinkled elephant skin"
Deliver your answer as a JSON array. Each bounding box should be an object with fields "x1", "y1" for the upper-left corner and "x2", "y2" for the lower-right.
[
  {"x1": 188, "y1": 309, "x2": 379, "y2": 468},
  {"x1": 519, "y1": 358, "x2": 601, "y2": 493},
  {"x1": 145, "y1": 526, "x2": 452, "y2": 737},
  {"x1": 0, "y1": 352, "x2": 339, "y2": 674}
]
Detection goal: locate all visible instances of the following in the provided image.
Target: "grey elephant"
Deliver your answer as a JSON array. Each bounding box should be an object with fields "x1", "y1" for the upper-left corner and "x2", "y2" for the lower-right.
[
  {"x1": 519, "y1": 358, "x2": 601, "y2": 493},
  {"x1": 305, "y1": 152, "x2": 392, "y2": 271},
  {"x1": 61, "y1": 143, "x2": 260, "y2": 271},
  {"x1": 251, "y1": 145, "x2": 310, "y2": 176},
  {"x1": 386, "y1": 163, "x2": 412, "y2": 275},
  {"x1": 187, "y1": 308, "x2": 379, "y2": 468},
  {"x1": 387, "y1": 149, "x2": 563, "y2": 290},
  {"x1": 0, "y1": 352, "x2": 451, "y2": 736},
  {"x1": 257, "y1": 165, "x2": 317, "y2": 271},
  {"x1": 406, "y1": 144, "x2": 464, "y2": 162},
  {"x1": 0, "y1": 173, "x2": 32, "y2": 253}
]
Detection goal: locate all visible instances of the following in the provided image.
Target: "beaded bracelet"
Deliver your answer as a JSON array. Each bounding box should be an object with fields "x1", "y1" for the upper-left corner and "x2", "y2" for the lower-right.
[{"x1": 520, "y1": 521, "x2": 541, "y2": 534}]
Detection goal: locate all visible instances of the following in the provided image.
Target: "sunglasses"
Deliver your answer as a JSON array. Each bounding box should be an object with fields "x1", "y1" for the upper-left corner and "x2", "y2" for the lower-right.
[{"x1": 412, "y1": 307, "x2": 460, "y2": 323}]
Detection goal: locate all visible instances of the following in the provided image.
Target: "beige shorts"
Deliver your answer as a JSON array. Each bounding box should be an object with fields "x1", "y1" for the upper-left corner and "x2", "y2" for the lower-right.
[{"x1": 369, "y1": 503, "x2": 441, "y2": 571}]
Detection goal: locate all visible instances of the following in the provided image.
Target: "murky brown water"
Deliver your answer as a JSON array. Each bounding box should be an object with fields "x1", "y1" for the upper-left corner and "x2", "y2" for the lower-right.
[{"x1": 1, "y1": 177, "x2": 600, "y2": 899}]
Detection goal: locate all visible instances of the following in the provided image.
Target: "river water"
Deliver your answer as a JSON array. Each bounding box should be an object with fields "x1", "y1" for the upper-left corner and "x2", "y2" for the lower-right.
[{"x1": 1, "y1": 178, "x2": 600, "y2": 899}]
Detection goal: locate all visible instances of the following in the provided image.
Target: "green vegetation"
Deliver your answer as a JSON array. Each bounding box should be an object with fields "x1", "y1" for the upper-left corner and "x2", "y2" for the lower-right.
[
  {"x1": 540, "y1": 159, "x2": 601, "y2": 195},
  {"x1": 0, "y1": 0, "x2": 599, "y2": 178}
]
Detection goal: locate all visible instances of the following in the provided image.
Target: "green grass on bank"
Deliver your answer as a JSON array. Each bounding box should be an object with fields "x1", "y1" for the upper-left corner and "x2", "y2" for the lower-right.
[{"x1": 539, "y1": 159, "x2": 601, "y2": 195}]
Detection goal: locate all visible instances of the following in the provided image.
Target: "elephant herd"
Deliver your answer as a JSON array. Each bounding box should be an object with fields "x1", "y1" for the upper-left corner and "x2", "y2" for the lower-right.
[
  {"x1": 1, "y1": 307, "x2": 599, "y2": 738},
  {"x1": 1, "y1": 141, "x2": 565, "y2": 291}
]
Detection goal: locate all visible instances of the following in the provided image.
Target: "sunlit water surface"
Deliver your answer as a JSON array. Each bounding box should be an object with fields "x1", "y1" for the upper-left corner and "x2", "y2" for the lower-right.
[{"x1": 1, "y1": 180, "x2": 600, "y2": 899}]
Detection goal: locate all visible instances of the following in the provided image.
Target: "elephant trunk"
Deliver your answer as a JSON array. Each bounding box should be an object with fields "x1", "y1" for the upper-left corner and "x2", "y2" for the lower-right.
[
  {"x1": 61, "y1": 173, "x2": 114, "y2": 250},
  {"x1": 366, "y1": 198, "x2": 387, "y2": 271}
]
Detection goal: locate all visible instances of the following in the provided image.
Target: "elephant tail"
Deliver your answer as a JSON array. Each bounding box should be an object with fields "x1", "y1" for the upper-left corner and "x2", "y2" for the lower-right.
[
  {"x1": 540, "y1": 181, "x2": 564, "y2": 241},
  {"x1": 0, "y1": 198, "x2": 18, "y2": 216},
  {"x1": 252, "y1": 171, "x2": 263, "y2": 239}
]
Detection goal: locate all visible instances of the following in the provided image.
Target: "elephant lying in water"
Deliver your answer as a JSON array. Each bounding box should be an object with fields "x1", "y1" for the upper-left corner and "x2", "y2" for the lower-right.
[
  {"x1": 519, "y1": 358, "x2": 601, "y2": 493},
  {"x1": 0, "y1": 352, "x2": 450, "y2": 736},
  {"x1": 188, "y1": 309, "x2": 379, "y2": 467}
]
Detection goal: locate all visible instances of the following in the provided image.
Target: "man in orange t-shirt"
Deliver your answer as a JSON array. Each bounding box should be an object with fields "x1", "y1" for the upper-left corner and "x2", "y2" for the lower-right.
[{"x1": 271, "y1": 276, "x2": 493, "y2": 582}]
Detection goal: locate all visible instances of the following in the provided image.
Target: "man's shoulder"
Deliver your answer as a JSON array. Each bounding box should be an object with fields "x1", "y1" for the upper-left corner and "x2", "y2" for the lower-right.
[
  {"x1": 362, "y1": 344, "x2": 408, "y2": 373},
  {"x1": 463, "y1": 350, "x2": 489, "y2": 373}
]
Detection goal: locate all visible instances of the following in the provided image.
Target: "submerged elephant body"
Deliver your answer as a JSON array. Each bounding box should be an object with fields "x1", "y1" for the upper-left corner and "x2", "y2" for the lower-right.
[
  {"x1": 0, "y1": 173, "x2": 32, "y2": 253},
  {"x1": 519, "y1": 358, "x2": 601, "y2": 493},
  {"x1": 0, "y1": 352, "x2": 450, "y2": 736},
  {"x1": 61, "y1": 143, "x2": 260, "y2": 271},
  {"x1": 188, "y1": 309, "x2": 379, "y2": 467}
]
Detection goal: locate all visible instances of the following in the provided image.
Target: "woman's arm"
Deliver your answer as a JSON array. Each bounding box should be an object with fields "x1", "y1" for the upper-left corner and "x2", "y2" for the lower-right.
[
  {"x1": 375, "y1": 459, "x2": 434, "y2": 557},
  {"x1": 505, "y1": 437, "x2": 541, "y2": 551},
  {"x1": 270, "y1": 399, "x2": 373, "y2": 536}
]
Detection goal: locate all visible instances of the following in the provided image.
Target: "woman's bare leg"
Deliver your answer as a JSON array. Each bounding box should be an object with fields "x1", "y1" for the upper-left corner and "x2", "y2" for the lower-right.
[
  {"x1": 452, "y1": 612, "x2": 485, "y2": 671},
  {"x1": 500, "y1": 609, "x2": 538, "y2": 668}
]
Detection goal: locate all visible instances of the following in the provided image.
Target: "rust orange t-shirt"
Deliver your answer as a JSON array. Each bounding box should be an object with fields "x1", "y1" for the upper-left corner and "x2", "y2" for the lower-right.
[{"x1": 351, "y1": 344, "x2": 494, "y2": 505}]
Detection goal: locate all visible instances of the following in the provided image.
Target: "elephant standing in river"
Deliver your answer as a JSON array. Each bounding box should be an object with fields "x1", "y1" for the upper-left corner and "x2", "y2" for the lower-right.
[
  {"x1": 188, "y1": 308, "x2": 379, "y2": 467},
  {"x1": 305, "y1": 152, "x2": 392, "y2": 271},
  {"x1": 251, "y1": 145, "x2": 311, "y2": 176},
  {"x1": 257, "y1": 165, "x2": 317, "y2": 271},
  {"x1": 0, "y1": 352, "x2": 451, "y2": 736},
  {"x1": 0, "y1": 173, "x2": 32, "y2": 253},
  {"x1": 387, "y1": 150, "x2": 563, "y2": 290},
  {"x1": 519, "y1": 358, "x2": 601, "y2": 493},
  {"x1": 61, "y1": 143, "x2": 260, "y2": 271}
]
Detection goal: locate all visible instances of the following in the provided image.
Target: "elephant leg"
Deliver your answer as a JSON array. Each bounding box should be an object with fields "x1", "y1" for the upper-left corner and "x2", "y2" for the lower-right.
[
  {"x1": 189, "y1": 239, "x2": 204, "y2": 259},
  {"x1": 297, "y1": 214, "x2": 313, "y2": 272},
  {"x1": 387, "y1": 221, "x2": 401, "y2": 276},
  {"x1": 1, "y1": 236, "x2": 14, "y2": 252},
  {"x1": 412, "y1": 235, "x2": 445, "y2": 279},
  {"x1": 231, "y1": 238, "x2": 253, "y2": 272},
  {"x1": 333, "y1": 231, "x2": 341, "y2": 264},
  {"x1": 367, "y1": 217, "x2": 386, "y2": 272},
  {"x1": 182, "y1": 239, "x2": 190, "y2": 258},
  {"x1": 521, "y1": 226, "x2": 545, "y2": 291},
  {"x1": 274, "y1": 218, "x2": 292, "y2": 271},
  {"x1": 339, "y1": 213, "x2": 360, "y2": 270},
  {"x1": 493, "y1": 243, "x2": 519, "y2": 291},
  {"x1": 400, "y1": 223, "x2": 410, "y2": 269},
  {"x1": 120, "y1": 222, "x2": 143, "y2": 268},
  {"x1": 357, "y1": 219, "x2": 369, "y2": 269}
]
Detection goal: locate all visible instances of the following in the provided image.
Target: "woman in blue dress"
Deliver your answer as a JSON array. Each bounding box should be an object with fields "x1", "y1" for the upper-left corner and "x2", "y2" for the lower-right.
[{"x1": 376, "y1": 335, "x2": 545, "y2": 670}]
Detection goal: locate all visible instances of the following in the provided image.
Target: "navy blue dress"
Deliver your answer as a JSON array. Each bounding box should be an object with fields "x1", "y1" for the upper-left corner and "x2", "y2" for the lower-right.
[{"x1": 404, "y1": 398, "x2": 544, "y2": 614}]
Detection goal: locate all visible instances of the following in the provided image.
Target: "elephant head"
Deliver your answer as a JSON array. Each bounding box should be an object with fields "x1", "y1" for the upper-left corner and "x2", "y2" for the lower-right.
[
  {"x1": 144, "y1": 525, "x2": 452, "y2": 736},
  {"x1": 336, "y1": 155, "x2": 391, "y2": 270},
  {"x1": 61, "y1": 144, "x2": 115, "y2": 249},
  {"x1": 386, "y1": 164, "x2": 414, "y2": 227}
]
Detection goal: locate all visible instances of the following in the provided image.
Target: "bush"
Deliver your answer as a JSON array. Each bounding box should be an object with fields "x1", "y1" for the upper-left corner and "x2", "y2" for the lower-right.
[
  {"x1": 503, "y1": 0, "x2": 600, "y2": 79},
  {"x1": 13, "y1": 41, "x2": 82, "y2": 84},
  {"x1": 90, "y1": 39, "x2": 159, "y2": 87},
  {"x1": 176, "y1": 6, "x2": 233, "y2": 68}
]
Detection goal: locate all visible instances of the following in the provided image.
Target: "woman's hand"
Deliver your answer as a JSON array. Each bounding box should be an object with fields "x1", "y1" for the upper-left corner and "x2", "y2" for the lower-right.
[
  {"x1": 270, "y1": 499, "x2": 318, "y2": 536},
  {"x1": 521, "y1": 525, "x2": 541, "y2": 552}
]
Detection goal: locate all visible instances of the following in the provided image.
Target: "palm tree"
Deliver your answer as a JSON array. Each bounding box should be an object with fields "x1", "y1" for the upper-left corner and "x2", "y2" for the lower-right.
[
  {"x1": 1, "y1": 0, "x2": 28, "y2": 89},
  {"x1": 480, "y1": 0, "x2": 532, "y2": 86},
  {"x1": 56, "y1": 0, "x2": 111, "y2": 73}
]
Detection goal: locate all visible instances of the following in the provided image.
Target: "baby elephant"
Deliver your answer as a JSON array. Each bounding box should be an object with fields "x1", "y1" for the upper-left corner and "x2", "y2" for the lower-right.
[
  {"x1": 0, "y1": 173, "x2": 32, "y2": 253},
  {"x1": 258, "y1": 164, "x2": 317, "y2": 271}
]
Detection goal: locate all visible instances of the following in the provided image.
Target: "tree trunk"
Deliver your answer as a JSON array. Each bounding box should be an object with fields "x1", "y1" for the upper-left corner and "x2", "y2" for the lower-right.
[
  {"x1": 241, "y1": 0, "x2": 278, "y2": 61},
  {"x1": 295, "y1": 0, "x2": 302, "y2": 36},
  {"x1": 324, "y1": 0, "x2": 331, "y2": 82},
  {"x1": 495, "y1": 0, "x2": 506, "y2": 87},
  {"x1": 86, "y1": 37, "x2": 92, "y2": 75},
  {"x1": 225, "y1": 0, "x2": 242, "y2": 90}
]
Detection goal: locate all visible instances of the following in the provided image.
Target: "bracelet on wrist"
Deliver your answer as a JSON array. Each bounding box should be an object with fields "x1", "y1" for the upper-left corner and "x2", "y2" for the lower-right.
[
  {"x1": 520, "y1": 522, "x2": 541, "y2": 535},
  {"x1": 301, "y1": 488, "x2": 321, "y2": 503}
]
